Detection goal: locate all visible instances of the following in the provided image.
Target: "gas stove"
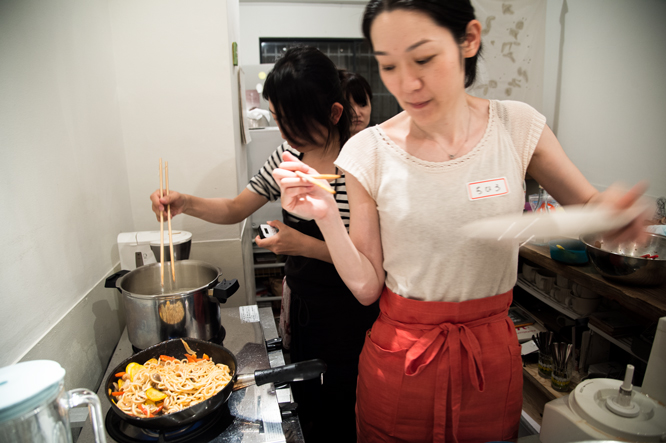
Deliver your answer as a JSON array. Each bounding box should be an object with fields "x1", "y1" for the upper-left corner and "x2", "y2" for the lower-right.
[{"x1": 78, "y1": 306, "x2": 303, "y2": 443}]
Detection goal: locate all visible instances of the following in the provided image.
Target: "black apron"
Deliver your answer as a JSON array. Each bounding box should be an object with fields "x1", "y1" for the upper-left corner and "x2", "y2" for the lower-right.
[{"x1": 284, "y1": 207, "x2": 379, "y2": 443}]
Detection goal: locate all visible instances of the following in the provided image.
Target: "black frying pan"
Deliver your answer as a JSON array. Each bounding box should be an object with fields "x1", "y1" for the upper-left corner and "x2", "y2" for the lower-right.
[{"x1": 104, "y1": 337, "x2": 326, "y2": 430}]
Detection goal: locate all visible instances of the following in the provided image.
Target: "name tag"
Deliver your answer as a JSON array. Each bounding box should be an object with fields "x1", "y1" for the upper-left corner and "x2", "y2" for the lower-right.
[{"x1": 467, "y1": 177, "x2": 509, "y2": 200}]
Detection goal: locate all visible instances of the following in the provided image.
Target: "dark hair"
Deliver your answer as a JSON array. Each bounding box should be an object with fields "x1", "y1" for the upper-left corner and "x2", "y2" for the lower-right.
[
  {"x1": 361, "y1": 0, "x2": 482, "y2": 88},
  {"x1": 340, "y1": 70, "x2": 373, "y2": 107},
  {"x1": 262, "y1": 46, "x2": 352, "y2": 150}
]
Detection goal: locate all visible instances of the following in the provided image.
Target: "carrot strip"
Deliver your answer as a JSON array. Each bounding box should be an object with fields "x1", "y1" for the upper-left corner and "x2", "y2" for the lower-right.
[{"x1": 139, "y1": 404, "x2": 151, "y2": 418}]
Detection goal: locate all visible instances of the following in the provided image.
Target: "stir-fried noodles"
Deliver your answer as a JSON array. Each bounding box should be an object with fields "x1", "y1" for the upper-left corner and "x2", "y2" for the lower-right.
[{"x1": 110, "y1": 342, "x2": 232, "y2": 418}]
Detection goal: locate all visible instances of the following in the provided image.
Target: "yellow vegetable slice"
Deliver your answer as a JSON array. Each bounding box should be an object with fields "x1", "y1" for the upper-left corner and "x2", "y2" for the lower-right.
[
  {"x1": 146, "y1": 387, "x2": 167, "y2": 402},
  {"x1": 125, "y1": 362, "x2": 144, "y2": 381}
]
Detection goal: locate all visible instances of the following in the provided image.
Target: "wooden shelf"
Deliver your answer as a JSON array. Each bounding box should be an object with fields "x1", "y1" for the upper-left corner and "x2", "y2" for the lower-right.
[
  {"x1": 587, "y1": 324, "x2": 647, "y2": 364},
  {"x1": 516, "y1": 276, "x2": 582, "y2": 320},
  {"x1": 519, "y1": 243, "x2": 666, "y2": 321},
  {"x1": 523, "y1": 362, "x2": 580, "y2": 400}
]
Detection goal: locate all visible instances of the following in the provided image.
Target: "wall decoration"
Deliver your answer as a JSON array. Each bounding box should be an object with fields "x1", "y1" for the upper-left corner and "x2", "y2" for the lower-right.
[{"x1": 470, "y1": 0, "x2": 547, "y2": 111}]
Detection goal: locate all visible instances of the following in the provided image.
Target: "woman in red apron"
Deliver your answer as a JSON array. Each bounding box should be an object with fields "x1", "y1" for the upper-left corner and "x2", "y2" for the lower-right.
[
  {"x1": 273, "y1": 1, "x2": 648, "y2": 441},
  {"x1": 356, "y1": 287, "x2": 522, "y2": 442}
]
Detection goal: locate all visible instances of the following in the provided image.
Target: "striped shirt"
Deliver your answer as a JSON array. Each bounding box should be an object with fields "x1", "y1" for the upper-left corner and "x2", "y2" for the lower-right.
[{"x1": 247, "y1": 142, "x2": 350, "y2": 229}]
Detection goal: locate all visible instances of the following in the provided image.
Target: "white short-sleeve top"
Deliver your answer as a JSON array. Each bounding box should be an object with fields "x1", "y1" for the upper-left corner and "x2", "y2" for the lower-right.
[{"x1": 335, "y1": 100, "x2": 546, "y2": 302}]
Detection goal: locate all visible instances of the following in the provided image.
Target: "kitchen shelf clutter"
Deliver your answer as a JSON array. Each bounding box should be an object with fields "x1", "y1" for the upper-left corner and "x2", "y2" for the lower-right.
[
  {"x1": 519, "y1": 244, "x2": 666, "y2": 321},
  {"x1": 515, "y1": 242, "x2": 664, "y2": 426},
  {"x1": 252, "y1": 242, "x2": 285, "y2": 311}
]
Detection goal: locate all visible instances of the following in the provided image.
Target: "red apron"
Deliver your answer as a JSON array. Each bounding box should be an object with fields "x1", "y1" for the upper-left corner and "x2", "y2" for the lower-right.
[{"x1": 356, "y1": 287, "x2": 522, "y2": 443}]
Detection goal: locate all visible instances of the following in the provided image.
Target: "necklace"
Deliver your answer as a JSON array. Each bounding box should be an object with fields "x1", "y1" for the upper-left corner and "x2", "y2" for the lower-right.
[{"x1": 420, "y1": 107, "x2": 472, "y2": 159}]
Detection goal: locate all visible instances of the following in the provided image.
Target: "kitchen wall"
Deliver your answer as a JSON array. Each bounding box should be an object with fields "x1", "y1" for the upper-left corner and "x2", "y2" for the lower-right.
[
  {"x1": 542, "y1": 0, "x2": 666, "y2": 200},
  {"x1": 0, "y1": 0, "x2": 248, "y2": 393},
  {"x1": 0, "y1": 0, "x2": 131, "y2": 379},
  {"x1": 108, "y1": 0, "x2": 253, "y2": 303},
  {"x1": 241, "y1": 0, "x2": 666, "y2": 200}
]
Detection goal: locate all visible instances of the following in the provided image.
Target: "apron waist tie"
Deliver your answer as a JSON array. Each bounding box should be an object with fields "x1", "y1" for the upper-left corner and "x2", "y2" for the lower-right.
[{"x1": 380, "y1": 309, "x2": 509, "y2": 443}]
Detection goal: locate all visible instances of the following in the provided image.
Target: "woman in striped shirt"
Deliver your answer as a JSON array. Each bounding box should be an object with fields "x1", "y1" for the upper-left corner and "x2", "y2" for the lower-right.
[{"x1": 151, "y1": 46, "x2": 379, "y2": 443}]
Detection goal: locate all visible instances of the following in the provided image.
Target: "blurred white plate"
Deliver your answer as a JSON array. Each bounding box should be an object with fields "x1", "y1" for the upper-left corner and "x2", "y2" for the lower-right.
[{"x1": 463, "y1": 204, "x2": 646, "y2": 243}]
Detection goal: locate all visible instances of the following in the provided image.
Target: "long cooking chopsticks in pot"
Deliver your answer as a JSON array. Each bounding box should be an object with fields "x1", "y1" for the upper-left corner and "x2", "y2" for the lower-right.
[
  {"x1": 159, "y1": 159, "x2": 177, "y2": 286},
  {"x1": 165, "y1": 161, "x2": 176, "y2": 283},
  {"x1": 159, "y1": 159, "x2": 165, "y2": 286}
]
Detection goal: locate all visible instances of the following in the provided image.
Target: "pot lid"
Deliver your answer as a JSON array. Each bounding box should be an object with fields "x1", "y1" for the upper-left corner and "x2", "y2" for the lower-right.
[
  {"x1": 146, "y1": 230, "x2": 192, "y2": 246},
  {"x1": 117, "y1": 231, "x2": 192, "y2": 246},
  {"x1": 570, "y1": 378, "x2": 666, "y2": 440},
  {"x1": 0, "y1": 360, "x2": 65, "y2": 424}
]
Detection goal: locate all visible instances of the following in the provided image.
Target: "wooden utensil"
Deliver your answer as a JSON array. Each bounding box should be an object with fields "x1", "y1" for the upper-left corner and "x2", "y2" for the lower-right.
[
  {"x1": 294, "y1": 170, "x2": 336, "y2": 194},
  {"x1": 165, "y1": 161, "x2": 176, "y2": 283},
  {"x1": 309, "y1": 174, "x2": 340, "y2": 180},
  {"x1": 159, "y1": 159, "x2": 165, "y2": 287}
]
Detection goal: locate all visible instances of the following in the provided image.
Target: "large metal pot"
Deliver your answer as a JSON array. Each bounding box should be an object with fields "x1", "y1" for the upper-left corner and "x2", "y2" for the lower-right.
[{"x1": 105, "y1": 260, "x2": 239, "y2": 350}]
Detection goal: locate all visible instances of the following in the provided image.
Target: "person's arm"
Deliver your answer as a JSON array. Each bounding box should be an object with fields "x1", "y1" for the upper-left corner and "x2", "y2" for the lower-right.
[
  {"x1": 151, "y1": 187, "x2": 268, "y2": 225},
  {"x1": 273, "y1": 151, "x2": 384, "y2": 305},
  {"x1": 527, "y1": 124, "x2": 649, "y2": 242},
  {"x1": 317, "y1": 173, "x2": 385, "y2": 304},
  {"x1": 526, "y1": 125, "x2": 598, "y2": 206},
  {"x1": 254, "y1": 219, "x2": 334, "y2": 263}
]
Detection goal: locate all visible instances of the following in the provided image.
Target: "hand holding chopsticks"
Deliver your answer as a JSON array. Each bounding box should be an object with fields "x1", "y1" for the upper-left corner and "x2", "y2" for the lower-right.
[{"x1": 159, "y1": 158, "x2": 176, "y2": 286}]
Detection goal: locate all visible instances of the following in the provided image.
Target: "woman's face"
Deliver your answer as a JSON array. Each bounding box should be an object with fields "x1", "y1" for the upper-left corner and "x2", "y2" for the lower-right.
[
  {"x1": 370, "y1": 9, "x2": 470, "y2": 125},
  {"x1": 350, "y1": 94, "x2": 372, "y2": 136}
]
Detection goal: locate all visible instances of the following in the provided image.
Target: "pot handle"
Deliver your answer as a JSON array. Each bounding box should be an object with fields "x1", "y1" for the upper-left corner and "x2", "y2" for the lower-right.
[
  {"x1": 211, "y1": 279, "x2": 239, "y2": 303},
  {"x1": 105, "y1": 270, "x2": 130, "y2": 293},
  {"x1": 254, "y1": 359, "x2": 327, "y2": 386}
]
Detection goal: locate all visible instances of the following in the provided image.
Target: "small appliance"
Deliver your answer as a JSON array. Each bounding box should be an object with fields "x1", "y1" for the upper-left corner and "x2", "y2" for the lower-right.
[
  {"x1": 0, "y1": 360, "x2": 106, "y2": 443},
  {"x1": 540, "y1": 316, "x2": 666, "y2": 442},
  {"x1": 117, "y1": 231, "x2": 192, "y2": 270}
]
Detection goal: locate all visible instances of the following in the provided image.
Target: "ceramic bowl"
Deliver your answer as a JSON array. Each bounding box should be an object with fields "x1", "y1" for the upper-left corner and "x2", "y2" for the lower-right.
[
  {"x1": 522, "y1": 262, "x2": 540, "y2": 283},
  {"x1": 535, "y1": 269, "x2": 557, "y2": 294},
  {"x1": 549, "y1": 239, "x2": 588, "y2": 265}
]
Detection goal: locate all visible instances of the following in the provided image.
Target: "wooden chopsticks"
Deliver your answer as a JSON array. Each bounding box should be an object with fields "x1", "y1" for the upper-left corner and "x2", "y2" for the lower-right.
[
  {"x1": 294, "y1": 171, "x2": 339, "y2": 194},
  {"x1": 159, "y1": 158, "x2": 176, "y2": 286},
  {"x1": 159, "y1": 159, "x2": 165, "y2": 286},
  {"x1": 309, "y1": 174, "x2": 340, "y2": 180},
  {"x1": 165, "y1": 162, "x2": 176, "y2": 283}
]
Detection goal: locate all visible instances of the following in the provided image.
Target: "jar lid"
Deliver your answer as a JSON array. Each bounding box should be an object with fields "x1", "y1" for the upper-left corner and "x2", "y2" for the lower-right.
[{"x1": 0, "y1": 360, "x2": 65, "y2": 423}]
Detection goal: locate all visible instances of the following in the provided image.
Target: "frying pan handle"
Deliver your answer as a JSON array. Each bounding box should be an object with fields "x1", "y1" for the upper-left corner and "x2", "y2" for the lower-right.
[
  {"x1": 211, "y1": 279, "x2": 239, "y2": 303},
  {"x1": 105, "y1": 270, "x2": 130, "y2": 293},
  {"x1": 254, "y1": 359, "x2": 327, "y2": 386}
]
